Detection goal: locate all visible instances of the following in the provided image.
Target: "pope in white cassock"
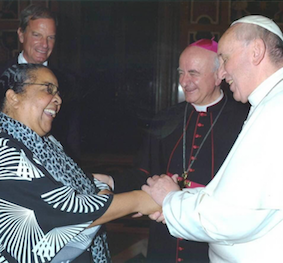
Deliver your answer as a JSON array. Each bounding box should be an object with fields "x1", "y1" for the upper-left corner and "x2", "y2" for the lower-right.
[{"x1": 142, "y1": 15, "x2": 283, "y2": 263}]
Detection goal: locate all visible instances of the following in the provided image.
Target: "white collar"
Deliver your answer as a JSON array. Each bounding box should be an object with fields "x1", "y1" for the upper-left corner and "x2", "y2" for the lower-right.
[
  {"x1": 18, "y1": 51, "x2": 48, "y2": 66},
  {"x1": 248, "y1": 67, "x2": 283, "y2": 108},
  {"x1": 192, "y1": 89, "x2": 224, "y2": 112}
]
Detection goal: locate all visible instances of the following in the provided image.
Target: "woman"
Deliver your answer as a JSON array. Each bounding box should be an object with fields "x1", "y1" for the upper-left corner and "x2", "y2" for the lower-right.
[{"x1": 0, "y1": 64, "x2": 160, "y2": 263}]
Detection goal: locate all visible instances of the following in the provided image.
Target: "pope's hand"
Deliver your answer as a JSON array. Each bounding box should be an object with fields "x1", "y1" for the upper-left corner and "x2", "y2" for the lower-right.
[{"x1": 142, "y1": 174, "x2": 180, "y2": 206}]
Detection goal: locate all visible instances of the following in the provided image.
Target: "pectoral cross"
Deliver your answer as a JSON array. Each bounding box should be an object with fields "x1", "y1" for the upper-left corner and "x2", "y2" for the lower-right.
[{"x1": 182, "y1": 171, "x2": 188, "y2": 180}]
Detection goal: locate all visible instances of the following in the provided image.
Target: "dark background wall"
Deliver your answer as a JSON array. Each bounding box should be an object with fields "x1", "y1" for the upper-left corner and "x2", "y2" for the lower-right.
[
  {"x1": 53, "y1": 1, "x2": 177, "y2": 156},
  {"x1": 1, "y1": 0, "x2": 283, "y2": 157},
  {"x1": 78, "y1": 1, "x2": 159, "y2": 154}
]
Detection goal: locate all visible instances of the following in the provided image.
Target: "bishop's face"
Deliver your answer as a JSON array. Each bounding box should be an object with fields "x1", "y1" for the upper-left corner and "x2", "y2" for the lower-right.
[{"x1": 178, "y1": 46, "x2": 221, "y2": 106}]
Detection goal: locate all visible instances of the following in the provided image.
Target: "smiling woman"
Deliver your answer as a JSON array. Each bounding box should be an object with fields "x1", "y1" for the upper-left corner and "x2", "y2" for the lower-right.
[
  {"x1": 2, "y1": 66, "x2": 62, "y2": 137},
  {"x1": 0, "y1": 64, "x2": 160, "y2": 263}
]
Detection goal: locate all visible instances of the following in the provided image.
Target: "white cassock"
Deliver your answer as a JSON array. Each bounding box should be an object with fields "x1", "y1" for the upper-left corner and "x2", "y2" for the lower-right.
[{"x1": 163, "y1": 67, "x2": 283, "y2": 263}]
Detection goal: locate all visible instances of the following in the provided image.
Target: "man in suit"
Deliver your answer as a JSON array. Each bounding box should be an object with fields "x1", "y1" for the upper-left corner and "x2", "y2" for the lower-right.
[
  {"x1": 0, "y1": 4, "x2": 81, "y2": 163},
  {"x1": 0, "y1": 4, "x2": 56, "y2": 72}
]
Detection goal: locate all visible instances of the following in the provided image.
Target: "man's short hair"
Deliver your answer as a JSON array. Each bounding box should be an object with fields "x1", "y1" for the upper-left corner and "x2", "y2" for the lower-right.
[{"x1": 19, "y1": 4, "x2": 57, "y2": 32}]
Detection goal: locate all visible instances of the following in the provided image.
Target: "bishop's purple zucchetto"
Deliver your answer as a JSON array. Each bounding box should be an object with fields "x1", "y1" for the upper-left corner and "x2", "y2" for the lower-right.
[{"x1": 189, "y1": 38, "x2": 218, "y2": 53}]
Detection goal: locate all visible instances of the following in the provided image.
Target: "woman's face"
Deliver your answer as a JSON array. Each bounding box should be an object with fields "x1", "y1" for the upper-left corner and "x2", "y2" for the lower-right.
[{"x1": 12, "y1": 67, "x2": 62, "y2": 136}]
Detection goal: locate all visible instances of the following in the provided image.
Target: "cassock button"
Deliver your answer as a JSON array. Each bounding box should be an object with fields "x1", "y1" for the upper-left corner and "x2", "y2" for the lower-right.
[
  {"x1": 195, "y1": 134, "x2": 202, "y2": 138},
  {"x1": 178, "y1": 247, "x2": 184, "y2": 251},
  {"x1": 197, "y1": 123, "x2": 204, "y2": 127},
  {"x1": 193, "y1": 145, "x2": 199, "y2": 149},
  {"x1": 199, "y1": 112, "x2": 207, "y2": 117},
  {"x1": 191, "y1": 156, "x2": 196, "y2": 160},
  {"x1": 177, "y1": 258, "x2": 184, "y2": 262},
  {"x1": 189, "y1": 168, "x2": 195, "y2": 172}
]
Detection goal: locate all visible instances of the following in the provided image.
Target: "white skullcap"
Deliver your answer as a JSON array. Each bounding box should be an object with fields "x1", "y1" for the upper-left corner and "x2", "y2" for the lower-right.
[{"x1": 231, "y1": 15, "x2": 283, "y2": 41}]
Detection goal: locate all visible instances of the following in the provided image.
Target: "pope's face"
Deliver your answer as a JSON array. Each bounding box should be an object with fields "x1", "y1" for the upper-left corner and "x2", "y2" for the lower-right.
[
  {"x1": 12, "y1": 67, "x2": 62, "y2": 136},
  {"x1": 218, "y1": 27, "x2": 254, "y2": 103},
  {"x1": 18, "y1": 18, "x2": 56, "y2": 64}
]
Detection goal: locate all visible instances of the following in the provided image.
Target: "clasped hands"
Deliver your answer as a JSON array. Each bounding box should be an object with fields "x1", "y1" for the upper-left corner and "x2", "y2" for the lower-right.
[
  {"x1": 141, "y1": 174, "x2": 180, "y2": 224},
  {"x1": 93, "y1": 173, "x2": 180, "y2": 224}
]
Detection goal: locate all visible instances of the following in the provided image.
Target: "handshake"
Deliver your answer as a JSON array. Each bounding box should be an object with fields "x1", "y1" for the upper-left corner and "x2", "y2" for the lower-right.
[{"x1": 93, "y1": 173, "x2": 181, "y2": 224}]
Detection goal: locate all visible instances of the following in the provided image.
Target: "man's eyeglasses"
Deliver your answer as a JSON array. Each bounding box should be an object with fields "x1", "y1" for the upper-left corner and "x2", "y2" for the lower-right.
[{"x1": 17, "y1": 82, "x2": 60, "y2": 96}]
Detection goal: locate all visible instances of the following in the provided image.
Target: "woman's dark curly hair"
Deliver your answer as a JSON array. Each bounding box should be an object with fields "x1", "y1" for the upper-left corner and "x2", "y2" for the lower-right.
[{"x1": 0, "y1": 64, "x2": 47, "y2": 111}]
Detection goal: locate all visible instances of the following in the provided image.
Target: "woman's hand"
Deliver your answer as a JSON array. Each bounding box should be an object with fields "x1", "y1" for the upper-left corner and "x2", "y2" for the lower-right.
[
  {"x1": 135, "y1": 190, "x2": 161, "y2": 216},
  {"x1": 93, "y1": 173, "x2": 114, "y2": 190},
  {"x1": 149, "y1": 211, "x2": 166, "y2": 224},
  {"x1": 88, "y1": 190, "x2": 161, "y2": 228}
]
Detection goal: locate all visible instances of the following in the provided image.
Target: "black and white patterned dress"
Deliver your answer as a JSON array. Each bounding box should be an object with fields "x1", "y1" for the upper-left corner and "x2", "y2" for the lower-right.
[{"x1": 0, "y1": 113, "x2": 113, "y2": 263}]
